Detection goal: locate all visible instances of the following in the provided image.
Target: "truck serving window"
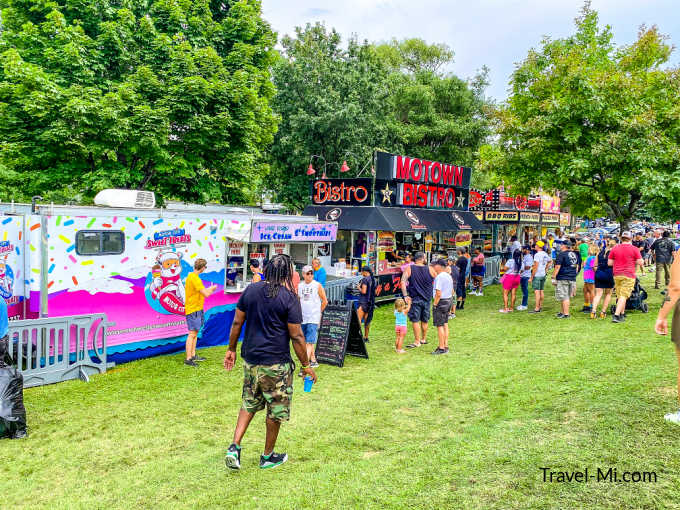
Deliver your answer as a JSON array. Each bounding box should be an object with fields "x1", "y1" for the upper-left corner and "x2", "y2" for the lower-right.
[{"x1": 75, "y1": 231, "x2": 125, "y2": 256}]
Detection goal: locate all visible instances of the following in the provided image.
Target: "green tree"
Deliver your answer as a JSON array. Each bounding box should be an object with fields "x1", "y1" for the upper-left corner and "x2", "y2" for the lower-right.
[
  {"x1": 489, "y1": 3, "x2": 680, "y2": 229},
  {"x1": 268, "y1": 23, "x2": 392, "y2": 210},
  {"x1": 377, "y1": 38, "x2": 492, "y2": 186},
  {"x1": 0, "y1": 0, "x2": 278, "y2": 204}
]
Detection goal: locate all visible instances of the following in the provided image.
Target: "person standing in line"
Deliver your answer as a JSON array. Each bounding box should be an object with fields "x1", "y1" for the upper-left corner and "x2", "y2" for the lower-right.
[
  {"x1": 581, "y1": 243, "x2": 597, "y2": 314},
  {"x1": 311, "y1": 258, "x2": 327, "y2": 288},
  {"x1": 250, "y1": 258, "x2": 264, "y2": 283},
  {"x1": 470, "y1": 247, "x2": 485, "y2": 296},
  {"x1": 644, "y1": 231, "x2": 655, "y2": 269},
  {"x1": 394, "y1": 298, "x2": 410, "y2": 354},
  {"x1": 356, "y1": 266, "x2": 376, "y2": 342},
  {"x1": 431, "y1": 259, "x2": 453, "y2": 355},
  {"x1": 499, "y1": 249, "x2": 522, "y2": 313},
  {"x1": 297, "y1": 265, "x2": 327, "y2": 374},
  {"x1": 517, "y1": 245, "x2": 533, "y2": 311},
  {"x1": 508, "y1": 235, "x2": 521, "y2": 259},
  {"x1": 632, "y1": 233, "x2": 647, "y2": 276},
  {"x1": 652, "y1": 231, "x2": 675, "y2": 291},
  {"x1": 183, "y1": 258, "x2": 217, "y2": 367},
  {"x1": 528, "y1": 241, "x2": 552, "y2": 313},
  {"x1": 608, "y1": 231, "x2": 643, "y2": 323},
  {"x1": 455, "y1": 248, "x2": 468, "y2": 311},
  {"x1": 654, "y1": 245, "x2": 680, "y2": 423},
  {"x1": 223, "y1": 254, "x2": 317, "y2": 471},
  {"x1": 401, "y1": 252, "x2": 436, "y2": 349},
  {"x1": 552, "y1": 240, "x2": 578, "y2": 319},
  {"x1": 591, "y1": 239, "x2": 616, "y2": 319}
]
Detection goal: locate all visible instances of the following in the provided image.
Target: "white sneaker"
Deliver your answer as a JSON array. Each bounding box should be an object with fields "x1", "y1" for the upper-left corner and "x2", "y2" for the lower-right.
[
  {"x1": 516, "y1": 305, "x2": 528, "y2": 311},
  {"x1": 478, "y1": 292, "x2": 484, "y2": 297},
  {"x1": 664, "y1": 410, "x2": 680, "y2": 424}
]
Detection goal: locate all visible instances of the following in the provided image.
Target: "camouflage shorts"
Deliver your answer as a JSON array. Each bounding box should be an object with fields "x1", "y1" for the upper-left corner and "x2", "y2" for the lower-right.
[{"x1": 241, "y1": 361, "x2": 293, "y2": 422}]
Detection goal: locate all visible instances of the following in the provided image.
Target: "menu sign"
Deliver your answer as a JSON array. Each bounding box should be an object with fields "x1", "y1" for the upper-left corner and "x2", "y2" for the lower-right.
[
  {"x1": 485, "y1": 211, "x2": 519, "y2": 222},
  {"x1": 375, "y1": 152, "x2": 470, "y2": 211},
  {"x1": 315, "y1": 303, "x2": 368, "y2": 367},
  {"x1": 519, "y1": 212, "x2": 540, "y2": 223},
  {"x1": 541, "y1": 213, "x2": 560, "y2": 225},
  {"x1": 250, "y1": 222, "x2": 337, "y2": 243}
]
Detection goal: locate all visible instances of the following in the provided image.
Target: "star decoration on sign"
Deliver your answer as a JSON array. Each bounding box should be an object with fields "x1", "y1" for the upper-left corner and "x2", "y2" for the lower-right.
[
  {"x1": 456, "y1": 194, "x2": 466, "y2": 208},
  {"x1": 381, "y1": 183, "x2": 393, "y2": 204}
]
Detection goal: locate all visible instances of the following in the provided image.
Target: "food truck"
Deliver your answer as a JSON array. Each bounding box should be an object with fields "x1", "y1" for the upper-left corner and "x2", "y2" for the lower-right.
[
  {"x1": 0, "y1": 191, "x2": 335, "y2": 363},
  {"x1": 304, "y1": 151, "x2": 485, "y2": 301}
]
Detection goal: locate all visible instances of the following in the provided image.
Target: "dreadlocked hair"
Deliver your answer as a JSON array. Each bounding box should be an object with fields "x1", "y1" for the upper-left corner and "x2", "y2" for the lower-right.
[{"x1": 264, "y1": 254, "x2": 294, "y2": 298}]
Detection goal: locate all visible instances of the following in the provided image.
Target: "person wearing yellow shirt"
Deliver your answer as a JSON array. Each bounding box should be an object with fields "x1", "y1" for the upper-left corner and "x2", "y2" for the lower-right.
[{"x1": 184, "y1": 258, "x2": 217, "y2": 367}]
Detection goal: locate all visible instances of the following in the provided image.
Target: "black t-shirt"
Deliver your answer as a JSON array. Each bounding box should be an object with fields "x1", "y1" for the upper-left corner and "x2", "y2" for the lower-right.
[
  {"x1": 358, "y1": 276, "x2": 375, "y2": 306},
  {"x1": 652, "y1": 238, "x2": 675, "y2": 264},
  {"x1": 456, "y1": 257, "x2": 468, "y2": 283},
  {"x1": 555, "y1": 250, "x2": 579, "y2": 281},
  {"x1": 632, "y1": 239, "x2": 646, "y2": 254},
  {"x1": 237, "y1": 281, "x2": 302, "y2": 365}
]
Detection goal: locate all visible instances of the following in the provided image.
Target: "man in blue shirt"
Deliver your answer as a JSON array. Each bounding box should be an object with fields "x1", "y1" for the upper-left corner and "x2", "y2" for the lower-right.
[{"x1": 312, "y1": 258, "x2": 327, "y2": 287}]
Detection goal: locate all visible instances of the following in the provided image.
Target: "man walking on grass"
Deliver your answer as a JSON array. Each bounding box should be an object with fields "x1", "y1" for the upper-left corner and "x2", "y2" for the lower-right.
[
  {"x1": 652, "y1": 230, "x2": 675, "y2": 291},
  {"x1": 552, "y1": 240, "x2": 578, "y2": 319},
  {"x1": 184, "y1": 258, "x2": 217, "y2": 367},
  {"x1": 223, "y1": 254, "x2": 317, "y2": 470},
  {"x1": 401, "y1": 251, "x2": 436, "y2": 349},
  {"x1": 608, "y1": 231, "x2": 643, "y2": 324},
  {"x1": 432, "y1": 259, "x2": 453, "y2": 355}
]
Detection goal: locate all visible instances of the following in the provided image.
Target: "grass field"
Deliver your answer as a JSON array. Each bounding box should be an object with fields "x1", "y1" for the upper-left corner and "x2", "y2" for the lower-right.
[{"x1": 4, "y1": 271, "x2": 680, "y2": 509}]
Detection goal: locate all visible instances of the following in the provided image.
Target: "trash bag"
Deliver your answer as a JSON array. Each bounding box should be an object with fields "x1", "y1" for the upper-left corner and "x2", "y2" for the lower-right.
[{"x1": 0, "y1": 336, "x2": 27, "y2": 439}]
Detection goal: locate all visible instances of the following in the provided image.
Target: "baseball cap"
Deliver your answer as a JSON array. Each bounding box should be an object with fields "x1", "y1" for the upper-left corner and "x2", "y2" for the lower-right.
[
  {"x1": 562, "y1": 240, "x2": 572, "y2": 248},
  {"x1": 302, "y1": 265, "x2": 313, "y2": 274},
  {"x1": 621, "y1": 231, "x2": 633, "y2": 240},
  {"x1": 536, "y1": 240, "x2": 545, "y2": 248}
]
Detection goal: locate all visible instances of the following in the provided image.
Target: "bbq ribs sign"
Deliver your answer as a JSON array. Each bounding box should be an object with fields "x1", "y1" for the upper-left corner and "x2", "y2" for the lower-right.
[{"x1": 375, "y1": 152, "x2": 470, "y2": 211}]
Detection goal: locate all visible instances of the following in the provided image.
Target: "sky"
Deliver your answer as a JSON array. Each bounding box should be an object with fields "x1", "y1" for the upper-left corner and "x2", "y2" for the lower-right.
[{"x1": 260, "y1": 0, "x2": 680, "y2": 102}]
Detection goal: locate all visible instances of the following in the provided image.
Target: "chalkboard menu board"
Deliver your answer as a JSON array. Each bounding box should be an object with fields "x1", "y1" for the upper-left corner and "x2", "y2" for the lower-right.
[{"x1": 315, "y1": 303, "x2": 368, "y2": 367}]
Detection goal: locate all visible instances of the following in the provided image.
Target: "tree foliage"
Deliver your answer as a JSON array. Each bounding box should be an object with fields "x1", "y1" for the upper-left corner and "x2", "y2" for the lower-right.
[
  {"x1": 268, "y1": 23, "x2": 392, "y2": 210},
  {"x1": 0, "y1": 0, "x2": 278, "y2": 204},
  {"x1": 269, "y1": 28, "x2": 491, "y2": 210},
  {"x1": 488, "y1": 3, "x2": 680, "y2": 228}
]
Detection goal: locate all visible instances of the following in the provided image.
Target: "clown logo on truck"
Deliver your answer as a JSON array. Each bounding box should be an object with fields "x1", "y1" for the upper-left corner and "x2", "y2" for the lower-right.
[{"x1": 144, "y1": 229, "x2": 191, "y2": 315}]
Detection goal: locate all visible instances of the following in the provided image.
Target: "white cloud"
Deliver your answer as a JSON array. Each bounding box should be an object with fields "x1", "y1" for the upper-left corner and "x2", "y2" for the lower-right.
[
  {"x1": 262, "y1": 0, "x2": 680, "y2": 101},
  {"x1": 68, "y1": 277, "x2": 135, "y2": 295}
]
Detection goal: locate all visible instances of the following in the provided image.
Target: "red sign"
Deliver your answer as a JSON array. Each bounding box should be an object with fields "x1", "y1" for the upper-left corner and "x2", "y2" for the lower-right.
[
  {"x1": 398, "y1": 182, "x2": 465, "y2": 209},
  {"x1": 392, "y1": 155, "x2": 469, "y2": 187}
]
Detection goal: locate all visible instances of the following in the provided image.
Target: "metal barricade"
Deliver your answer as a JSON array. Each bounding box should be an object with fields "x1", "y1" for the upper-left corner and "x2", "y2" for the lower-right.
[
  {"x1": 484, "y1": 256, "x2": 501, "y2": 286},
  {"x1": 325, "y1": 276, "x2": 362, "y2": 303},
  {"x1": 7, "y1": 314, "x2": 114, "y2": 388}
]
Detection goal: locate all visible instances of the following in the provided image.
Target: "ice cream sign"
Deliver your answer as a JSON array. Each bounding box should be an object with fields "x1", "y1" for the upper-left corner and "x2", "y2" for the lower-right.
[
  {"x1": 145, "y1": 228, "x2": 191, "y2": 249},
  {"x1": 250, "y1": 222, "x2": 337, "y2": 243}
]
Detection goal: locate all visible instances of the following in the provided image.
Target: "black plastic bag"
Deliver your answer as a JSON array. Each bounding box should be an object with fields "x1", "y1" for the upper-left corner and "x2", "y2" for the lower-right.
[{"x1": 0, "y1": 336, "x2": 27, "y2": 439}]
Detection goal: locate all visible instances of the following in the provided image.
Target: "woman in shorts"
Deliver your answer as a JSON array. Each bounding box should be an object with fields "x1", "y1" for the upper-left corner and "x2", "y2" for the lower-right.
[
  {"x1": 591, "y1": 239, "x2": 616, "y2": 319},
  {"x1": 470, "y1": 247, "x2": 486, "y2": 296},
  {"x1": 500, "y1": 250, "x2": 522, "y2": 313}
]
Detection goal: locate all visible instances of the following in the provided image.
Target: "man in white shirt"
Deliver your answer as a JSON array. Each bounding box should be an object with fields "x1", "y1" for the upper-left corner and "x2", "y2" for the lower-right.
[
  {"x1": 529, "y1": 241, "x2": 553, "y2": 313},
  {"x1": 297, "y1": 265, "x2": 328, "y2": 373},
  {"x1": 432, "y1": 259, "x2": 453, "y2": 355}
]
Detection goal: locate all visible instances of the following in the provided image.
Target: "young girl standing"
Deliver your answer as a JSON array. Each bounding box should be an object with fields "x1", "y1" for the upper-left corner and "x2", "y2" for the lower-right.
[
  {"x1": 394, "y1": 298, "x2": 410, "y2": 353},
  {"x1": 582, "y1": 243, "x2": 597, "y2": 313},
  {"x1": 500, "y1": 249, "x2": 522, "y2": 313}
]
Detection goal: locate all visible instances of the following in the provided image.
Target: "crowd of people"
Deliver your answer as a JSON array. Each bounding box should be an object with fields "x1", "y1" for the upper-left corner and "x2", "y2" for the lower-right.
[{"x1": 171, "y1": 225, "x2": 680, "y2": 470}]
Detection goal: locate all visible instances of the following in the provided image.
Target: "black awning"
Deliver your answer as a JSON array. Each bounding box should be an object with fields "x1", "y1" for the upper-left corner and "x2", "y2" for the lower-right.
[
  {"x1": 303, "y1": 206, "x2": 486, "y2": 232},
  {"x1": 303, "y1": 206, "x2": 394, "y2": 230}
]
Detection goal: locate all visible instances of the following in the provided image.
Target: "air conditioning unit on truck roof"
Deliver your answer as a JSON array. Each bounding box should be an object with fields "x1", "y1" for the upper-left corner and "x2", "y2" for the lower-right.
[{"x1": 94, "y1": 189, "x2": 156, "y2": 209}]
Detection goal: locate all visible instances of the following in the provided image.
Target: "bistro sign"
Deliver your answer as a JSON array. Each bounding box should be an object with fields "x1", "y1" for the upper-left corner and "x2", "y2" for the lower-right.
[
  {"x1": 310, "y1": 178, "x2": 373, "y2": 206},
  {"x1": 376, "y1": 151, "x2": 471, "y2": 211}
]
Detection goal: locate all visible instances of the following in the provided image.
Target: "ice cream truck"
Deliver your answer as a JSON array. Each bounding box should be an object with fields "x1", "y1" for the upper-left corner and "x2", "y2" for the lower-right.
[{"x1": 0, "y1": 190, "x2": 337, "y2": 364}]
